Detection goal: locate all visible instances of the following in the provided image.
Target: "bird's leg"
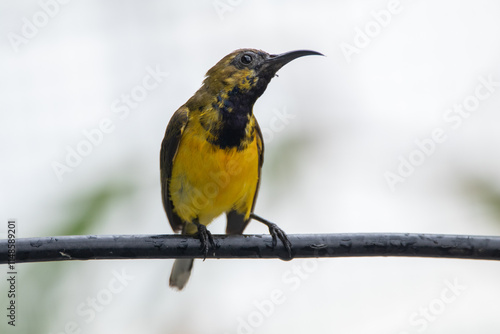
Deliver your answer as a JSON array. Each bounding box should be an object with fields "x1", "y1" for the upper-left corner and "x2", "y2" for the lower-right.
[
  {"x1": 250, "y1": 213, "x2": 293, "y2": 259},
  {"x1": 194, "y1": 220, "x2": 216, "y2": 260}
]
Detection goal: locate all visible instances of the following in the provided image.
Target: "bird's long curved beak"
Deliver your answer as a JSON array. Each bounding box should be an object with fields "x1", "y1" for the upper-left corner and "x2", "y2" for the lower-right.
[{"x1": 262, "y1": 49, "x2": 324, "y2": 76}]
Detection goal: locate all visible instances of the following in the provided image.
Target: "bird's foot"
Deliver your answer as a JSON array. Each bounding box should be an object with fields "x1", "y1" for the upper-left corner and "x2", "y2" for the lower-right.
[
  {"x1": 266, "y1": 223, "x2": 293, "y2": 259},
  {"x1": 250, "y1": 213, "x2": 293, "y2": 260},
  {"x1": 195, "y1": 223, "x2": 216, "y2": 260}
]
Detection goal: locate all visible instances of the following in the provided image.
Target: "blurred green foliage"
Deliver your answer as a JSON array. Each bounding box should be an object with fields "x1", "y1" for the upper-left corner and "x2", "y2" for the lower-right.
[
  {"x1": 263, "y1": 131, "x2": 317, "y2": 204},
  {"x1": 0, "y1": 175, "x2": 139, "y2": 333},
  {"x1": 464, "y1": 179, "x2": 500, "y2": 226}
]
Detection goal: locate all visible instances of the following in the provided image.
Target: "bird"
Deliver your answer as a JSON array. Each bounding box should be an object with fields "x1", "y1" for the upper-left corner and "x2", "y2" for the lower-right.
[{"x1": 160, "y1": 48, "x2": 323, "y2": 290}]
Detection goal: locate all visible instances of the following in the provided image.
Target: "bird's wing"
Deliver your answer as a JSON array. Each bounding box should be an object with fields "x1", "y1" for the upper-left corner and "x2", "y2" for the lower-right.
[
  {"x1": 160, "y1": 106, "x2": 190, "y2": 233},
  {"x1": 226, "y1": 118, "x2": 264, "y2": 234}
]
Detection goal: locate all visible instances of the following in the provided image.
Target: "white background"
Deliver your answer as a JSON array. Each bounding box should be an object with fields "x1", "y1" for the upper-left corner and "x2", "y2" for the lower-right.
[{"x1": 1, "y1": 0, "x2": 500, "y2": 333}]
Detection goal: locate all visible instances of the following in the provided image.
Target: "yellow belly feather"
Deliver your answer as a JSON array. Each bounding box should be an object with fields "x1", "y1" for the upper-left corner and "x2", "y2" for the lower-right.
[{"x1": 169, "y1": 120, "x2": 259, "y2": 232}]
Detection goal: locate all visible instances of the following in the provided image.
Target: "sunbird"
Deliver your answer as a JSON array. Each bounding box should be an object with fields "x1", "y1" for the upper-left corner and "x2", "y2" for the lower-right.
[{"x1": 160, "y1": 48, "x2": 322, "y2": 290}]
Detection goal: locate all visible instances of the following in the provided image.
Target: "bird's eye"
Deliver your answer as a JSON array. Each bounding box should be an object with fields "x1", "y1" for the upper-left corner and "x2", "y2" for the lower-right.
[{"x1": 241, "y1": 54, "x2": 253, "y2": 65}]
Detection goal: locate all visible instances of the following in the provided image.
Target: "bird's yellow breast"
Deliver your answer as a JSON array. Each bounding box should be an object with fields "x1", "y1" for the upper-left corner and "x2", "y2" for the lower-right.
[{"x1": 169, "y1": 118, "x2": 259, "y2": 230}]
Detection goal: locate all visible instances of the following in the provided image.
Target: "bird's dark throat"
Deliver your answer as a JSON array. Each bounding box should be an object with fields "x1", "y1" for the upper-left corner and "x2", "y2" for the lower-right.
[{"x1": 209, "y1": 85, "x2": 258, "y2": 150}]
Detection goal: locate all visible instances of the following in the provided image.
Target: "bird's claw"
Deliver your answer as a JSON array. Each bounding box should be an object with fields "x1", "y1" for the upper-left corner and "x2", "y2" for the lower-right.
[
  {"x1": 267, "y1": 223, "x2": 293, "y2": 260},
  {"x1": 195, "y1": 224, "x2": 216, "y2": 260}
]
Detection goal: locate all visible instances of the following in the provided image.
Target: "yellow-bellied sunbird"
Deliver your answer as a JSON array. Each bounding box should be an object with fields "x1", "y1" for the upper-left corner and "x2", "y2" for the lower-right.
[{"x1": 160, "y1": 48, "x2": 322, "y2": 289}]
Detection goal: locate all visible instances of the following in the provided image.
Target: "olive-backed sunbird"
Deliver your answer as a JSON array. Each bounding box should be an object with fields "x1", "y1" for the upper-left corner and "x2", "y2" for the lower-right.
[{"x1": 160, "y1": 48, "x2": 322, "y2": 290}]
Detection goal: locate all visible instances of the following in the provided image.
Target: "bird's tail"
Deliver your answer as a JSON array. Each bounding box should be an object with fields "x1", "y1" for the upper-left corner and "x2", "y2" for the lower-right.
[{"x1": 169, "y1": 259, "x2": 194, "y2": 290}]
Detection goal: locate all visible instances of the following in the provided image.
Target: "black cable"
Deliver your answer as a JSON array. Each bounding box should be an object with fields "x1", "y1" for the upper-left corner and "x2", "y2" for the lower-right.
[{"x1": 1, "y1": 233, "x2": 500, "y2": 264}]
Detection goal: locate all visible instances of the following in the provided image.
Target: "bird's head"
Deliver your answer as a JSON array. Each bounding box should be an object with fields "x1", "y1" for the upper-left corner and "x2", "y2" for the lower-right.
[{"x1": 201, "y1": 48, "x2": 323, "y2": 105}]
